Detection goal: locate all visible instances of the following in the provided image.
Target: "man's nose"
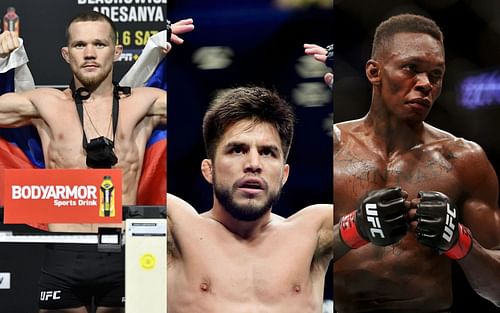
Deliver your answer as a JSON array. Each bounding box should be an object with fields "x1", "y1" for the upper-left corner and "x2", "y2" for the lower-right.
[
  {"x1": 84, "y1": 45, "x2": 96, "y2": 59},
  {"x1": 244, "y1": 149, "x2": 262, "y2": 173},
  {"x1": 415, "y1": 73, "x2": 432, "y2": 94}
]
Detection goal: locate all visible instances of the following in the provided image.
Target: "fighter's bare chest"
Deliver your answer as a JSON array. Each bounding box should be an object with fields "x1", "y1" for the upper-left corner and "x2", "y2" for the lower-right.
[
  {"x1": 177, "y1": 227, "x2": 315, "y2": 293},
  {"x1": 334, "y1": 146, "x2": 461, "y2": 214}
]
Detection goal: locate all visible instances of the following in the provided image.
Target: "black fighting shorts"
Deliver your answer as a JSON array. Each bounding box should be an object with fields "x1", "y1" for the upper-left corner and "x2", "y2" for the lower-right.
[{"x1": 38, "y1": 243, "x2": 125, "y2": 310}]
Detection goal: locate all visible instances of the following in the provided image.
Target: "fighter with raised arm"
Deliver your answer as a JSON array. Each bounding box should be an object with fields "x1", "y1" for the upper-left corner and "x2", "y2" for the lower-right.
[
  {"x1": 167, "y1": 86, "x2": 333, "y2": 313},
  {"x1": 0, "y1": 11, "x2": 193, "y2": 313},
  {"x1": 1, "y1": 12, "x2": 165, "y2": 232}
]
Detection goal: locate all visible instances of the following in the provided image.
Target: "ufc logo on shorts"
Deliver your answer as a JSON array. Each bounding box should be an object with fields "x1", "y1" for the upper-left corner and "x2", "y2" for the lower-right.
[
  {"x1": 365, "y1": 203, "x2": 385, "y2": 238},
  {"x1": 40, "y1": 290, "x2": 62, "y2": 301},
  {"x1": 442, "y1": 203, "x2": 456, "y2": 242}
]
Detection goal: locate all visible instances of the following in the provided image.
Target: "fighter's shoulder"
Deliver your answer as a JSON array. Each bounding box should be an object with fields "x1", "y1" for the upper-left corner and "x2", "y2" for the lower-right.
[
  {"x1": 286, "y1": 204, "x2": 333, "y2": 227},
  {"x1": 23, "y1": 87, "x2": 67, "y2": 98},
  {"x1": 424, "y1": 123, "x2": 486, "y2": 158},
  {"x1": 425, "y1": 124, "x2": 489, "y2": 167},
  {"x1": 130, "y1": 86, "x2": 165, "y2": 96},
  {"x1": 167, "y1": 193, "x2": 199, "y2": 220},
  {"x1": 333, "y1": 119, "x2": 363, "y2": 145},
  {"x1": 22, "y1": 87, "x2": 70, "y2": 106},
  {"x1": 124, "y1": 86, "x2": 164, "y2": 106}
]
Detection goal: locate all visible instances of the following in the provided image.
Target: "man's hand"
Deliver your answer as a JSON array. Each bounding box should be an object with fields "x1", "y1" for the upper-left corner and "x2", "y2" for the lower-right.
[
  {"x1": 171, "y1": 18, "x2": 195, "y2": 45},
  {"x1": 163, "y1": 18, "x2": 195, "y2": 54},
  {"x1": 0, "y1": 31, "x2": 20, "y2": 59},
  {"x1": 304, "y1": 43, "x2": 328, "y2": 62},
  {"x1": 415, "y1": 191, "x2": 473, "y2": 260},
  {"x1": 303, "y1": 43, "x2": 333, "y2": 88},
  {"x1": 339, "y1": 187, "x2": 408, "y2": 248}
]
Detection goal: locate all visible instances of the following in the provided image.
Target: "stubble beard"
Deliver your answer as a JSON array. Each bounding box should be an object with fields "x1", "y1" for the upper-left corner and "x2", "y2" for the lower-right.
[
  {"x1": 213, "y1": 175, "x2": 283, "y2": 222},
  {"x1": 75, "y1": 67, "x2": 110, "y2": 91}
]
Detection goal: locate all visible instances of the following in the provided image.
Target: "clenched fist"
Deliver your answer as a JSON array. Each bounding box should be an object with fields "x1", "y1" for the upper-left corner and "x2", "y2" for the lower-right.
[{"x1": 0, "y1": 31, "x2": 20, "y2": 59}]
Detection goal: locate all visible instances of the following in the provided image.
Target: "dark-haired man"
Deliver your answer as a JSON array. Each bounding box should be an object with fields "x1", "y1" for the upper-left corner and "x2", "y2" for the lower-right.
[
  {"x1": 167, "y1": 86, "x2": 333, "y2": 313},
  {"x1": 0, "y1": 11, "x2": 173, "y2": 313},
  {"x1": 333, "y1": 13, "x2": 500, "y2": 312}
]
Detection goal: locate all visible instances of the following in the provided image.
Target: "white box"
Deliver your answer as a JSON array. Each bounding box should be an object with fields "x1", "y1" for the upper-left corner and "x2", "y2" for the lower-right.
[{"x1": 125, "y1": 219, "x2": 166, "y2": 313}]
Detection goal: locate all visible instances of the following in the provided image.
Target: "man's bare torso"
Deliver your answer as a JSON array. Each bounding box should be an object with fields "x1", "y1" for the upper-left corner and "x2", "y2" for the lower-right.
[
  {"x1": 333, "y1": 120, "x2": 472, "y2": 312},
  {"x1": 167, "y1": 202, "x2": 330, "y2": 313},
  {"x1": 29, "y1": 87, "x2": 160, "y2": 232}
]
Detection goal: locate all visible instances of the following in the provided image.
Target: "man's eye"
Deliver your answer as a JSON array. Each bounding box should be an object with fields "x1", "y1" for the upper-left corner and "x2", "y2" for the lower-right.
[
  {"x1": 261, "y1": 149, "x2": 275, "y2": 157},
  {"x1": 96, "y1": 43, "x2": 105, "y2": 48},
  {"x1": 404, "y1": 64, "x2": 417, "y2": 72},
  {"x1": 430, "y1": 70, "x2": 443, "y2": 80},
  {"x1": 232, "y1": 147, "x2": 243, "y2": 154}
]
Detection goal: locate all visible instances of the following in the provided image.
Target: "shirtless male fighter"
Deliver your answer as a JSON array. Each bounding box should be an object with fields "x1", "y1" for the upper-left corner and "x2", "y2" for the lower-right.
[
  {"x1": 0, "y1": 11, "x2": 192, "y2": 313},
  {"x1": 332, "y1": 14, "x2": 500, "y2": 312},
  {"x1": 167, "y1": 86, "x2": 334, "y2": 313}
]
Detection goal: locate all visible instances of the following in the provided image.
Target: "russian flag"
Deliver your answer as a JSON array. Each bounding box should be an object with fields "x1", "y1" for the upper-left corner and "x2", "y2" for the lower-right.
[
  {"x1": 0, "y1": 67, "x2": 44, "y2": 229},
  {"x1": 137, "y1": 57, "x2": 167, "y2": 205},
  {"x1": 0, "y1": 47, "x2": 166, "y2": 229}
]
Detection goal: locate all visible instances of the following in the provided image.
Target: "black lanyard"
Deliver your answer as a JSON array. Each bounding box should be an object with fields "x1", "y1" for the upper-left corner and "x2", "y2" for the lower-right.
[{"x1": 70, "y1": 80, "x2": 129, "y2": 147}]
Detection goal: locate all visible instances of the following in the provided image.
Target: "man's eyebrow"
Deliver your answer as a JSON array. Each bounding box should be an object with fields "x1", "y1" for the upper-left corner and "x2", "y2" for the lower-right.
[
  {"x1": 70, "y1": 38, "x2": 110, "y2": 45},
  {"x1": 260, "y1": 144, "x2": 280, "y2": 153},
  {"x1": 401, "y1": 56, "x2": 445, "y2": 67},
  {"x1": 71, "y1": 40, "x2": 86, "y2": 45},
  {"x1": 223, "y1": 141, "x2": 247, "y2": 149}
]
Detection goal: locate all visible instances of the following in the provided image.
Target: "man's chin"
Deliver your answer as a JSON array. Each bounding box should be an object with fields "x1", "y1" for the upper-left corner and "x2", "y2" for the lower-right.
[
  {"x1": 214, "y1": 184, "x2": 280, "y2": 222},
  {"x1": 222, "y1": 197, "x2": 269, "y2": 221},
  {"x1": 76, "y1": 73, "x2": 106, "y2": 89},
  {"x1": 227, "y1": 205, "x2": 270, "y2": 222}
]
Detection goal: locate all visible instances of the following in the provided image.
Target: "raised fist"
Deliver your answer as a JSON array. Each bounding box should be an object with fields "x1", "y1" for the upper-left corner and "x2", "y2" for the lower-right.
[
  {"x1": 340, "y1": 187, "x2": 408, "y2": 248},
  {"x1": 415, "y1": 191, "x2": 473, "y2": 259},
  {"x1": 0, "y1": 31, "x2": 20, "y2": 59}
]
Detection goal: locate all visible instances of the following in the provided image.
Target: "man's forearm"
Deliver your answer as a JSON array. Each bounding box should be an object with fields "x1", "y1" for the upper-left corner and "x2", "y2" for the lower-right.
[
  {"x1": 119, "y1": 30, "x2": 166, "y2": 88},
  {"x1": 333, "y1": 223, "x2": 352, "y2": 263},
  {"x1": 458, "y1": 241, "x2": 500, "y2": 306}
]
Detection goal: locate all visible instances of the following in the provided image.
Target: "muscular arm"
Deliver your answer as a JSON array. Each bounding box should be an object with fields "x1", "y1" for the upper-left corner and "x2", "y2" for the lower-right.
[
  {"x1": 456, "y1": 143, "x2": 500, "y2": 306},
  {"x1": 166, "y1": 193, "x2": 200, "y2": 261},
  {"x1": 315, "y1": 204, "x2": 334, "y2": 263},
  {"x1": 0, "y1": 32, "x2": 41, "y2": 126},
  {"x1": 147, "y1": 88, "x2": 166, "y2": 125},
  {"x1": 130, "y1": 87, "x2": 166, "y2": 126},
  {"x1": 0, "y1": 90, "x2": 39, "y2": 127}
]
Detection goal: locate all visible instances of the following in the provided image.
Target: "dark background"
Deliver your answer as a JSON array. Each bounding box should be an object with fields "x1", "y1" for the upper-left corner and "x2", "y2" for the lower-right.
[{"x1": 334, "y1": 0, "x2": 500, "y2": 312}]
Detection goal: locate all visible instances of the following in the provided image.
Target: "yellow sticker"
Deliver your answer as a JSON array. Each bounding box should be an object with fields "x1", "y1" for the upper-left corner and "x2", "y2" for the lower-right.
[{"x1": 140, "y1": 253, "x2": 156, "y2": 269}]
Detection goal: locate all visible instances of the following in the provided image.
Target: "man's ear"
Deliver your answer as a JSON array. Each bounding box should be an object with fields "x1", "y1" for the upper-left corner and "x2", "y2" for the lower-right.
[
  {"x1": 201, "y1": 159, "x2": 213, "y2": 184},
  {"x1": 114, "y1": 45, "x2": 123, "y2": 62},
  {"x1": 366, "y1": 59, "x2": 381, "y2": 85},
  {"x1": 281, "y1": 164, "x2": 290, "y2": 187},
  {"x1": 61, "y1": 47, "x2": 70, "y2": 64}
]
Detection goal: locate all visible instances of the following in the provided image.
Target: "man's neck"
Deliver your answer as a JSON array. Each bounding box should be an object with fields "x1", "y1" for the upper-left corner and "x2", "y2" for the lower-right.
[
  {"x1": 208, "y1": 204, "x2": 273, "y2": 240},
  {"x1": 74, "y1": 77, "x2": 114, "y2": 99},
  {"x1": 364, "y1": 108, "x2": 426, "y2": 155}
]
